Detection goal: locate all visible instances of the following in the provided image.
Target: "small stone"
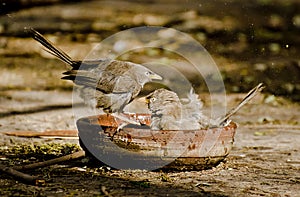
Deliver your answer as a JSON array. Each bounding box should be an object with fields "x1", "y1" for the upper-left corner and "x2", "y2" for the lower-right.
[
  {"x1": 143, "y1": 14, "x2": 169, "y2": 26},
  {"x1": 232, "y1": 86, "x2": 240, "y2": 92},
  {"x1": 268, "y1": 14, "x2": 284, "y2": 29},
  {"x1": 257, "y1": 116, "x2": 275, "y2": 124},
  {"x1": 0, "y1": 37, "x2": 7, "y2": 48},
  {"x1": 264, "y1": 94, "x2": 276, "y2": 104},
  {"x1": 132, "y1": 14, "x2": 144, "y2": 25},
  {"x1": 157, "y1": 28, "x2": 177, "y2": 39},
  {"x1": 283, "y1": 83, "x2": 295, "y2": 93},
  {"x1": 195, "y1": 32, "x2": 207, "y2": 42},
  {"x1": 268, "y1": 43, "x2": 280, "y2": 53},
  {"x1": 179, "y1": 10, "x2": 198, "y2": 20},
  {"x1": 86, "y1": 33, "x2": 101, "y2": 43},
  {"x1": 254, "y1": 63, "x2": 267, "y2": 71},
  {"x1": 292, "y1": 15, "x2": 300, "y2": 28}
]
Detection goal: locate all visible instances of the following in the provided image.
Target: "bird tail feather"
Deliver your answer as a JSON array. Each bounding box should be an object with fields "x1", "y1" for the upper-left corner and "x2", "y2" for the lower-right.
[
  {"x1": 61, "y1": 70, "x2": 98, "y2": 87},
  {"x1": 25, "y1": 27, "x2": 75, "y2": 66}
]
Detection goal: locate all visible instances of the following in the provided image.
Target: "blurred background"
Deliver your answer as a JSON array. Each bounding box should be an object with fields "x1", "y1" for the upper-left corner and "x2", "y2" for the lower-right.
[{"x1": 0, "y1": 0, "x2": 299, "y2": 100}]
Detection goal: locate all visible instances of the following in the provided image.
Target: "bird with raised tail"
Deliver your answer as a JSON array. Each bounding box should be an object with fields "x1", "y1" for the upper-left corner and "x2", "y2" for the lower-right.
[{"x1": 26, "y1": 27, "x2": 162, "y2": 126}]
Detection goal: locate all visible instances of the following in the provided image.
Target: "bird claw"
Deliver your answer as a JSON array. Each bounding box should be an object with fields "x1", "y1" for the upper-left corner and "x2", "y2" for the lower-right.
[
  {"x1": 110, "y1": 119, "x2": 142, "y2": 141},
  {"x1": 111, "y1": 123, "x2": 127, "y2": 141}
]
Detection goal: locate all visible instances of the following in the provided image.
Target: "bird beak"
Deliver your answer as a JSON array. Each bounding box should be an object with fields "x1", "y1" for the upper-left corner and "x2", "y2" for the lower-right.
[
  {"x1": 145, "y1": 97, "x2": 150, "y2": 104},
  {"x1": 149, "y1": 73, "x2": 162, "y2": 80}
]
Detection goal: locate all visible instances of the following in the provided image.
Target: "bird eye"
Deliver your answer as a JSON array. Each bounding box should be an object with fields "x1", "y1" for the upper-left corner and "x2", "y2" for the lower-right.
[
  {"x1": 145, "y1": 71, "x2": 150, "y2": 76},
  {"x1": 150, "y1": 97, "x2": 156, "y2": 102}
]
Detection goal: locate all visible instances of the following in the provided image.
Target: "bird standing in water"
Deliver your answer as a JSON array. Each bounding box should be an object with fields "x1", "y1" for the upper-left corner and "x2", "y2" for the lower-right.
[
  {"x1": 26, "y1": 28, "x2": 162, "y2": 126},
  {"x1": 146, "y1": 83, "x2": 264, "y2": 130},
  {"x1": 145, "y1": 88, "x2": 211, "y2": 130}
]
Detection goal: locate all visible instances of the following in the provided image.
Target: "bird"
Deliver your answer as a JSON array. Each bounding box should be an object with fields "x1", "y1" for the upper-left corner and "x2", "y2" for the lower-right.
[
  {"x1": 145, "y1": 88, "x2": 210, "y2": 130},
  {"x1": 145, "y1": 83, "x2": 264, "y2": 130},
  {"x1": 25, "y1": 27, "x2": 162, "y2": 126},
  {"x1": 146, "y1": 88, "x2": 183, "y2": 130}
]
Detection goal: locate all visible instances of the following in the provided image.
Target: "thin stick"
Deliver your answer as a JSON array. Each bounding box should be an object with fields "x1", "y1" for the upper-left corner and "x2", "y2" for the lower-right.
[
  {"x1": 0, "y1": 164, "x2": 45, "y2": 185},
  {"x1": 14, "y1": 150, "x2": 86, "y2": 171},
  {"x1": 217, "y1": 83, "x2": 265, "y2": 125}
]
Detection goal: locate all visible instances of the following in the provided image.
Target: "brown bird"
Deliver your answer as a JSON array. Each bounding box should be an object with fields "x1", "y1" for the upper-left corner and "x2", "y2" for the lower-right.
[
  {"x1": 146, "y1": 88, "x2": 182, "y2": 130},
  {"x1": 146, "y1": 89, "x2": 209, "y2": 130},
  {"x1": 145, "y1": 88, "x2": 210, "y2": 130},
  {"x1": 26, "y1": 28, "x2": 162, "y2": 125},
  {"x1": 146, "y1": 83, "x2": 264, "y2": 130}
]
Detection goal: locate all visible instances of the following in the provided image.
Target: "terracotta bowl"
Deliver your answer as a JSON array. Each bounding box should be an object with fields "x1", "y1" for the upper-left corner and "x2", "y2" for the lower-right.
[{"x1": 77, "y1": 113, "x2": 236, "y2": 171}]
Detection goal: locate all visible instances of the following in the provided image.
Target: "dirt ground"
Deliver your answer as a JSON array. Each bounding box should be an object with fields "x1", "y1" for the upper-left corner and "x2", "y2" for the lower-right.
[
  {"x1": 0, "y1": 92, "x2": 299, "y2": 196},
  {"x1": 0, "y1": 0, "x2": 299, "y2": 196}
]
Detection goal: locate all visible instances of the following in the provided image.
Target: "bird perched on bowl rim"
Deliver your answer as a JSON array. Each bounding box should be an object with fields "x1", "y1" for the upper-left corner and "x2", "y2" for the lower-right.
[
  {"x1": 25, "y1": 27, "x2": 162, "y2": 126},
  {"x1": 145, "y1": 83, "x2": 264, "y2": 130}
]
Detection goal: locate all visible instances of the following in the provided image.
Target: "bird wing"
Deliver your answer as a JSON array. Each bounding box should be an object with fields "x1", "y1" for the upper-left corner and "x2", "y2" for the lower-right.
[
  {"x1": 92, "y1": 60, "x2": 139, "y2": 94},
  {"x1": 113, "y1": 76, "x2": 141, "y2": 95},
  {"x1": 63, "y1": 60, "x2": 140, "y2": 96},
  {"x1": 96, "y1": 91, "x2": 133, "y2": 113},
  {"x1": 182, "y1": 89, "x2": 203, "y2": 118},
  {"x1": 181, "y1": 89, "x2": 208, "y2": 129},
  {"x1": 79, "y1": 87, "x2": 133, "y2": 113}
]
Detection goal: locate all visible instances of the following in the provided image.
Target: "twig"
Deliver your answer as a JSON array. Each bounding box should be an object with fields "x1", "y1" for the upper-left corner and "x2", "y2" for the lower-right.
[
  {"x1": 0, "y1": 164, "x2": 45, "y2": 186},
  {"x1": 244, "y1": 124, "x2": 300, "y2": 130},
  {"x1": 0, "y1": 150, "x2": 85, "y2": 185},
  {"x1": 2, "y1": 129, "x2": 78, "y2": 138},
  {"x1": 14, "y1": 150, "x2": 86, "y2": 171},
  {"x1": 217, "y1": 83, "x2": 265, "y2": 125}
]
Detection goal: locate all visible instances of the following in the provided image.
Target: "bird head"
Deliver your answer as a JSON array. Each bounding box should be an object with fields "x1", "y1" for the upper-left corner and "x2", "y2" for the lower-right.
[
  {"x1": 132, "y1": 65, "x2": 162, "y2": 86},
  {"x1": 145, "y1": 88, "x2": 181, "y2": 113}
]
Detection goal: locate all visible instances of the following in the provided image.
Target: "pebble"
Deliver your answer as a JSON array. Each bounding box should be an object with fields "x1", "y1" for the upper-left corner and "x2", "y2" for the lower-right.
[
  {"x1": 268, "y1": 43, "x2": 280, "y2": 53},
  {"x1": 292, "y1": 15, "x2": 300, "y2": 28},
  {"x1": 254, "y1": 63, "x2": 267, "y2": 71},
  {"x1": 268, "y1": 14, "x2": 284, "y2": 29}
]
